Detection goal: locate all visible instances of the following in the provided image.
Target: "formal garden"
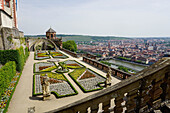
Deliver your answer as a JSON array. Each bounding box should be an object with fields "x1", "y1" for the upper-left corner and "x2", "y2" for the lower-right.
[
  {"x1": 0, "y1": 46, "x2": 29, "y2": 113},
  {"x1": 34, "y1": 50, "x2": 68, "y2": 60},
  {"x1": 33, "y1": 73, "x2": 78, "y2": 97},
  {"x1": 69, "y1": 68, "x2": 105, "y2": 92},
  {"x1": 33, "y1": 58, "x2": 106, "y2": 97}
]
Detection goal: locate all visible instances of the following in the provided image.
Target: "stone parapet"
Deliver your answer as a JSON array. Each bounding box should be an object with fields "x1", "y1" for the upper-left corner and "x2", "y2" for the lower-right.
[{"x1": 47, "y1": 57, "x2": 170, "y2": 113}]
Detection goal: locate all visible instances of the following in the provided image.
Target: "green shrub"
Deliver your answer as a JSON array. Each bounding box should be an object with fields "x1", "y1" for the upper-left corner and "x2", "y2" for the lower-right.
[
  {"x1": 118, "y1": 66, "x2": 128, "y2": 72},
  {"x1": 100, "y1": 61, "x2": 111, "y2": 66},
  {"x1": 62, "y1": 40, "x2": 77, "y2": 52},
  {"x1": 0, "y1": 46, "x2": 27, "y2": 72},
  {"x1": 16, "y1": 46, "x2": 25, "y2": 72},
  {"x1": 0, "y1": 61, "x2": 16, "y2": 99},
  {"x1": 24, "y1": 47, "x2": 29, "y2": 62}
]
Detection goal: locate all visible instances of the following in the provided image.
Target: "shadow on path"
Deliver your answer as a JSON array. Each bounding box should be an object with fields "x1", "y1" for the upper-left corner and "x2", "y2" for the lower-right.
[{"x1": 29, "y1": 96, "x2": 43, "y2": 101}]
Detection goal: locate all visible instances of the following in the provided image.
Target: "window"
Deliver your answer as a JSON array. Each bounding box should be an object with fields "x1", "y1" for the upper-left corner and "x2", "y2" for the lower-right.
[{"x1": 4, "y1": 0, "x2": 10, "y2": 7}]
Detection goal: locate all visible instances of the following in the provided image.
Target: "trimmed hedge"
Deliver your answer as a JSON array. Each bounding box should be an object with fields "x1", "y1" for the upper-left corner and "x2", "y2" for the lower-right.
[
  {"x1": 24, "y1": 47, "x2": 29, "y2": 62},
  {"x1": 0, "y1": 46, "x2": 27, "y2": 72},
  {"x1": 0, "y1": 61, "x2": 16, "y2": 99}
]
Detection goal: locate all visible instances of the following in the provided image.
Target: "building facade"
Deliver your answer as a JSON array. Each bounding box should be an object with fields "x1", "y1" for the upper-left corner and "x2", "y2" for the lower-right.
[
  {"x1": 46, "y1": 28, "x2": 57, "y2": 39},
  {"x1": 0, "y1": 0, "x2": 17, "y2": 28}
]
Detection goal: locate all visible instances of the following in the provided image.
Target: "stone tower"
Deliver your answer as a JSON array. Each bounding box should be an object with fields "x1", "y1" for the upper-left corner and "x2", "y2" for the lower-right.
[{"x1": 46, "y1": 28, "x2": 57, "y2": 39}]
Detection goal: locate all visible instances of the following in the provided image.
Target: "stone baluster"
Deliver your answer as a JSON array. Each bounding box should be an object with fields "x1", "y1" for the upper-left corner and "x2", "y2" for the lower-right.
[
  {"x1": 125, "y1": 89, "x2": 138, "y2": 113},
  {"x1": 114, "y1": 95, "x2": 124, "y2": 113},
  {"x1": 103, "y1": 100, "x2": 110, "y2": 113},
  {"x1": 109, "y1": 98, "x2": 115, "y2": 113}
]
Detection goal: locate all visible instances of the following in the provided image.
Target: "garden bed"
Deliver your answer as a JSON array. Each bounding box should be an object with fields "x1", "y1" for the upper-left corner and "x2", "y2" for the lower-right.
[
  {"x1": 69, "y1": 68, "x2": 105, "y2": 92},
  {"x1": 49, "y1": 51, "x2": 68, "y2": 59},
  {"x1": 0, "y1": 73, "x2": 21, "y2": 113},
  {"x1": 34, "y1": 51, "x2": 50, "y2": 60},
  {"x1": 59, "y1": 60, "x2": 85, "y2": 69},
  {"x1": 34, "y1": 62, "x2": 58, "y2": 73},
  {"x1": 33, "y1": 72, "x2": 78, "y2": 98}
]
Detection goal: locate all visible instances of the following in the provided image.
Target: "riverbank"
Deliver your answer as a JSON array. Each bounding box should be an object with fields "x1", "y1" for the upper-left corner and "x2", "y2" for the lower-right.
[{"x1": 99, "y1": 58, "x2": 147, "y2": 72}]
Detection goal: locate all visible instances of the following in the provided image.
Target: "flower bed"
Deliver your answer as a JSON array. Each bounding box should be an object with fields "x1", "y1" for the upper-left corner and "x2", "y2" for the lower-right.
[
  {"x1": 0, "y1": 73, "x2": 21, "y2": 113},
  {"x1": 69, "y1": 68, "x2": 105, "y2": 92},
  {"x1": 59, "y1": 60, "x2": 85, "y2": 69},
  {"x1": 33, "y1": 72, "x2": 78, "y2": 97},
  {"x1": 34, "y1": 62, "x2": 57, "y2": 73},
  {"x1": 34, "y1": 51, "x2": 50, "y2": 60},
  {"x1": 49, "y1": 51, "x2": 68, "y2": 59}
]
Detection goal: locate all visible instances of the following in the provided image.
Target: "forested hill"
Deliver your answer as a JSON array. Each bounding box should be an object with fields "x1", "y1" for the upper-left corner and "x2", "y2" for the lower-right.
[{"x1": 25, "y1": 34, "x2": 130, "y2": 41}]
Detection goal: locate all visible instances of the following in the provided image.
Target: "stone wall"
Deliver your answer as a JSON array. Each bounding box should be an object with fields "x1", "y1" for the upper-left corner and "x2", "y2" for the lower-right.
[
  {"x1": 62, "y1": 48, "x2": 78, "y2": 58},
  {"x1": 0, "y1": 27, "x2": 24, "y2": 50}
]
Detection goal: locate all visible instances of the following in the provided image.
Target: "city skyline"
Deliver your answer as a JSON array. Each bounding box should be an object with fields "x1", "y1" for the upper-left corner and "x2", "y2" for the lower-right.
[{"x1": 18, "y1": 0, "x2": 170, "y2": 37}]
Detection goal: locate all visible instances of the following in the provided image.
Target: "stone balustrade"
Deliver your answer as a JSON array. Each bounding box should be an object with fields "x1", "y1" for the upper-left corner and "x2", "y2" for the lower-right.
[
  {"x1": 62, "y1": 48, "x2": 78, "y2": 58},
  {"x1": 47, "y1": 57, "x2": 170, "y2": 113},
  {"x1": 83, "y1": 56, "x2": 132, "y2": 79}
]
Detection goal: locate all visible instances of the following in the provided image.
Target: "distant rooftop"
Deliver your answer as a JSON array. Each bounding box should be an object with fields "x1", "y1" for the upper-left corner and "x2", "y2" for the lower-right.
[{"x1": 46, "y1": 28, "x2": 56, "y2": 33}]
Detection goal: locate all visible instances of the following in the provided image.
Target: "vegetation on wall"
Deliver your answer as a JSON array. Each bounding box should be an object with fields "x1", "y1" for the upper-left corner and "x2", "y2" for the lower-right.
[
  {"x1": 62, "y1": 40, "x2": 77, "y2": 52},
  {"x1": 7, "y1": 36, "x2": 13, "y2": 43},
  {"x1": 19, "y1": 38, "x2": 26, "y2": 45}
]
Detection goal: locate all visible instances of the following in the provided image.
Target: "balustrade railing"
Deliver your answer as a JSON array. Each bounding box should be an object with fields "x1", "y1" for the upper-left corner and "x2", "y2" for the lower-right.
[{"x1": 47, "y1": 57, "x2": 170, "y2": 113}]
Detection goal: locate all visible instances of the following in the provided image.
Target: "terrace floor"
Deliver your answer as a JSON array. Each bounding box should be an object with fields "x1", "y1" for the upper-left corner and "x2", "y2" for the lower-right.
[{"x1": 7, "y1": 50, "x2": 120, "y2": 113}]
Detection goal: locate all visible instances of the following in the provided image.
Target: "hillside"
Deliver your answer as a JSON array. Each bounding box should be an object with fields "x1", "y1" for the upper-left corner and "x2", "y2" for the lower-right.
[{"x1": 25, "y1": 34, "x2": 130, "y2": 42}]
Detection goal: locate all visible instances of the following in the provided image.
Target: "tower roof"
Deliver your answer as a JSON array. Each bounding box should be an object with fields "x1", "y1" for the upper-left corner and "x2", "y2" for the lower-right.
[{"x1": 46, "y1": 28, "x2": 56, "y2": 33}]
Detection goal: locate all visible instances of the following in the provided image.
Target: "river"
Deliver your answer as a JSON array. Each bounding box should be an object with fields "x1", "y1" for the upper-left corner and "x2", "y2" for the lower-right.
[{"x1": 106, "y1": 59, "x2": 147, "y2": 72}]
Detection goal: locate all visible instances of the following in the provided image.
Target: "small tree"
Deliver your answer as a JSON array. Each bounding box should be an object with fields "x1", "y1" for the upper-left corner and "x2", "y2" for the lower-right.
[{"x1": 63, "y1": 40, "x2": 77, "y2": 52}]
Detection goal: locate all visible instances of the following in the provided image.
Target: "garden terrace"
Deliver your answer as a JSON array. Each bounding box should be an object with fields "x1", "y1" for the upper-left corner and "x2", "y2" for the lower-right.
[
  {"x1": 69, "y1": 68, "x2": 106, "y2": 92},
  {"x1": 33, "y1": 72, "x2": 78, "y2": 98},
  {"x1": 47, "y1": 57, "x2": 170, "y2": 113}
]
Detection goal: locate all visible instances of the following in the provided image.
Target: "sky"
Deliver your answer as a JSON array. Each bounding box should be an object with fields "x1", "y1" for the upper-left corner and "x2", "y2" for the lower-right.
[{"x1": 17, "y1": 0, "x2": 170, "y2": 37}]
